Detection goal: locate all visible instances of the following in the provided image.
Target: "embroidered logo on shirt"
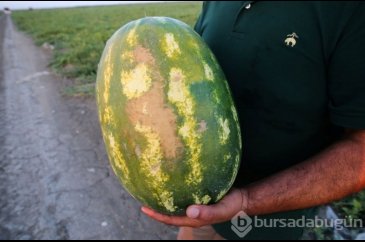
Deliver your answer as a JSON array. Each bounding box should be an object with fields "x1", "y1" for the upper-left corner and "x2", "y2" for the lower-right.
[{"x1": 284, "y1": 32, "x2": 299, "y2": 47}]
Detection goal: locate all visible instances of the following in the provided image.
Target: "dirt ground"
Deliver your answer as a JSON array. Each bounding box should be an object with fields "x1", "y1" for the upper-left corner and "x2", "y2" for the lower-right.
[{"x1": 0, "y1": 14, "x2": 177, "y2": 240}]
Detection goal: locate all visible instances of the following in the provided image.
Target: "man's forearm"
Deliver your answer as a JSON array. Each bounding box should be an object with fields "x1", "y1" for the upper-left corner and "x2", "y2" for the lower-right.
[{"x1": 244, "y1": 130, "x2": 365, "y2": 216}]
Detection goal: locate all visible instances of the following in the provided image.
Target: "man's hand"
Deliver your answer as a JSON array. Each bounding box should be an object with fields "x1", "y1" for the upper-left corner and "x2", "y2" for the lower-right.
[{"x1": 141, "y1": 188, "x2": 248, "y2": 228}]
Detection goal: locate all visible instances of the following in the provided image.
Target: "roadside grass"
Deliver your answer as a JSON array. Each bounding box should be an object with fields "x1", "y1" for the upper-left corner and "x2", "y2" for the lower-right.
[{"x1": 11, "y1": 2, "x2": 202, "y2": 96}]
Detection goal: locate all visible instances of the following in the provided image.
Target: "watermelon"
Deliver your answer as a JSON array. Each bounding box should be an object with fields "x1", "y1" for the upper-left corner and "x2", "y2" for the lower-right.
[{"x1": 96, "y1": 17, "x2": 242, "y2": 215}]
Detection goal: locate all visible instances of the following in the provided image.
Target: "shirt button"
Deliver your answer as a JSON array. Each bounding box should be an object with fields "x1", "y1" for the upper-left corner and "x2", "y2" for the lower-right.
[{"x1": 245, "y1": 3, "x2": 251, "y2": 9}]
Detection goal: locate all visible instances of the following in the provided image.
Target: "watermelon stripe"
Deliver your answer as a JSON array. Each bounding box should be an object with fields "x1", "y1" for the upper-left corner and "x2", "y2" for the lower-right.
[
  {"x1": 217, "y1": 153, "x2": 241, "y2": 201},
  {"x1": 231, "y1": 105, "x2": 242, "y2": 149},
  {"x1": 126, "y1": 20, "x2": 140, "y2": 46},
  {"x1": 203, "y1": 63, "x2": 214, "y2": 81},
  {"x1": 97, "y1": 39, "x2": 131, "y2": 182},
  {"x1": 218, "y1": 117, "x2": 230, "y2": 145},
  {"x1": 102, "y1": 43, "x2": 113, "y2": 104},
  {"x1": 167, "y1": 68, "x2": 203, "y2": 185},
  {"x1": 134, "y1": 122, "x2": 178, "y2": 212},
  {"x1": 107, "y1": 133, "x2": 130, "y2": 181},
  {"x1": 163, "y1": 33, "x2": 181, "y2": 58}
]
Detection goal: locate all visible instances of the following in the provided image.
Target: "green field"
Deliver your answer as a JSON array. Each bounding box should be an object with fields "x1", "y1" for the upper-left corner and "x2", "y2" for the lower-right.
[{"x1": 12, "y1": 2, "x2": 202, "y2": 96}]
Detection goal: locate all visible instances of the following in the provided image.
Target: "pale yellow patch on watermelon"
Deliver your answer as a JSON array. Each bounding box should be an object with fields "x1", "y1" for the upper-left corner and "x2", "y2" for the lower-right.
[
  {"x1": 224, "y1": 81, "x2": 232, "y2": 95},
  {"x1": 167, "y1": 69, "x2": 194, "y2": 116},
  {"x1": 121, "y1": 63, "x2": 152, "y2": 99},
  {"x1": 189, "y1": 41, "x2": 202, "y2": 59},
  {"x1": 218, "y1": 117, "x2": 230, "y2": 145},
  {"x1": 164, "y1": 33, "x2": 181, "y2": 58},
  {"x1": 134, "y1": 122, "x2": 166, "y2": 178},
  {"x1": 177, "y1": 118, "x2": 202, "y2": 187},
  {"x1": 103, "y1": 106, "x2": 113, "y2": 125},
  {"x1": 121, "y1": 51, "x2": 134, "y2": 63},
  {"x1": 193, "y1": 194, "x2": 212, "y2": 205},
  {"x1": 235, "y1": 153, "x2": 241, "y2": 169},
  {"x1": 231, "y1": 105, "x2": 239, "y2": 122},
  {"x1": 167, "y1": 68, "x2": 202, "y2": 185},
  {"x1": 216, "y1": 189, "x2": 227, "y2": 202},
  {"x1": 126, "y1": 81, "x2": 183, "y2": 160},
  {"x1": 102, "y1": 43, "x2": 113, "y2": 104},
  {"x1": 210, "y1": 52, "x2": 220, "y2": 69},
  {"x1": 167, "y1": 76, "x2": 184, "y2": 103},
  {"x1": 231, "y1": 105, "x2": 242, "y2": 149},
  {"x1": 107, "y1": 133, "x2": 129, "y2": 180},
  {"x1": 224, "y1": 153, "x2": 232, "y2": 163},
  {"x1": 202, "y1": 195, "x2": 212, "y2": 204},
  {"x1": 127, "y1": 27, "x2": 137, "y2": 46},
  {"x1": 203, "y1": 63, "x2": 214, "y2": 81},
  {"x1": 160, "y1": 191, "x2": 177, "y2": 212},
  {"x1": 191, "y1": 41, "x2": 199, "y2": 51},
  {"x1": 178, "y1": 123, "x2": 189, "y2": 137},
  {"x1": 134, "y1": 122, "x2": 177, "y2": 211},
  {"x1": 212, "y1": 90, "x2": 220, "y2": 104}
]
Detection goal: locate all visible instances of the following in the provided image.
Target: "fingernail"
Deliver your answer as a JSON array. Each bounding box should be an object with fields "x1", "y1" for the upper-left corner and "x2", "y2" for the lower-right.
[{"x1": 187, "y1": 207, "x2": 200, "y2": 219}]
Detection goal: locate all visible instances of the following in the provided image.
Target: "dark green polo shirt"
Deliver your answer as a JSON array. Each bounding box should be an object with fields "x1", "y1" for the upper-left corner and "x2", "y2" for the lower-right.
[{"x1": 194, "y1": 1, "x2": 365, "y2": 240}]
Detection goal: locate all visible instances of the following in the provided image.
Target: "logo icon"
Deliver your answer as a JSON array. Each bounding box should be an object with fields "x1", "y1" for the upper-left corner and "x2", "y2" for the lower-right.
[
  {"x1": 231, "y1": 211, "x2": 253, "y2": 238},
  {"x1": 284, "y1": 32, "x2": 299, "y2": 47}
]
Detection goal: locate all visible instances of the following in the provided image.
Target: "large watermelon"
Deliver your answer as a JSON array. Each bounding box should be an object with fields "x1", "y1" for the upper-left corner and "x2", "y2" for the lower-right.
[{"x1": 96, "y1": 17, "x2": 242, "y2": 215}]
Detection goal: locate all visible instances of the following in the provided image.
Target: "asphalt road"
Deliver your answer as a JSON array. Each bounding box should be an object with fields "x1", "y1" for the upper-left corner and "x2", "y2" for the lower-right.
[{"x1": 0, "y1": 14, "x2": 177, "y2": 240}]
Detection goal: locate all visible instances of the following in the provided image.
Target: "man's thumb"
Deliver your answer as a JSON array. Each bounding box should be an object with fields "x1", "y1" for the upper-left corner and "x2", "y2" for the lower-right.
[{"x1": 186, "y1": 206, "x2": 201, "y2": 219}]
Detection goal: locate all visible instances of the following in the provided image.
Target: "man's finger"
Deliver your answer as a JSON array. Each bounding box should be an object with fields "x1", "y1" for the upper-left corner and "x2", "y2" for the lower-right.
[
  {"x1": 190, "y1": 201, "x2": 232, "y2": 222},
  {"x1": 186, "y1": 206, "x2": 200, "y2": 218},
  {"x1": 141, "y1": 206, "x2": 203, "y2": 227}
]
